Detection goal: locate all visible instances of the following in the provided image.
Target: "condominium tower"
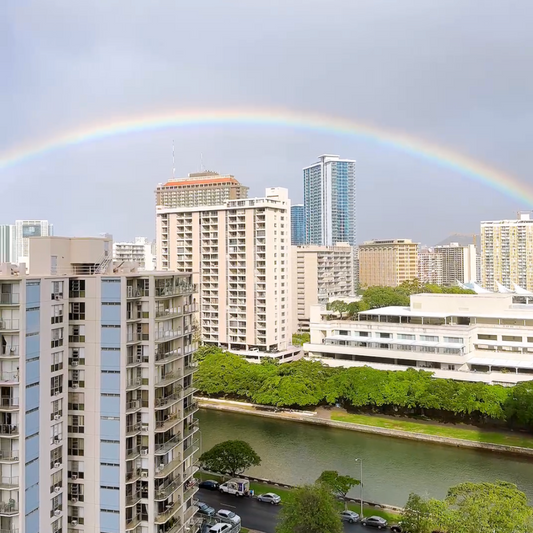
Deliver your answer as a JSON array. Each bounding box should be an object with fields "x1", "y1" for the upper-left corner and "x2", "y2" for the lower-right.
[
  {"x1": 113, "y1": 237, "x2": 156, "y2": 271},
  {"x1": 0, "y1": 236, "x2": 199, "y2": 533},
  {"x1": 418, "y1": 243, "x2": 477, "y2": 286},
  {"x1": 290, "y1": 204, "x2": 306, "y2": 246},
  {"x1": 303, "y1": 155, "x2": 356, "y2": 246},
  {"x1": 157, "y1": 188, "x2": 295, "y2": 356},
  {"x1": 15, "y1": 219, "x2": 53, "y2": 264},
  {"x1": 156, "y1": 172, "x2": 249, "y2": 208},
  {"x1": 291, "y1": 243, "x2": 355, "y2": 332},
  {"x1": 481, "y1": 212, "x2": 533, "y2": 291},
  {"x1": 359, "y1": 239, "x2": 419, "y2": 287},
  {"x1": 0, "y1": 225, "x2": 16, "y2": 263},
  {"x1": 418, "y1": 248, "x2": 443, "y2": 285}
]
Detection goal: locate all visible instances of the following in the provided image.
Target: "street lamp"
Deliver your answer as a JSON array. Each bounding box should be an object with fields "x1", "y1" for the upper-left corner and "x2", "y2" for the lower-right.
[{"x1": 355, "y1": 458, "x2": 363, "y2": 518}]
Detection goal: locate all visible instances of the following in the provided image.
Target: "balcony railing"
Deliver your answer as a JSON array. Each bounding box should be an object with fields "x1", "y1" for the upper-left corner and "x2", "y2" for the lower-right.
[
  {"x1": 0, "y1": 294, "x2": 19, "y2": 305},
  {"x1": 155, "y1": 284, "x2": 197, "y2": 298},
  {"x1": 0, "y1": 451, "x2": 19, "y2": 462},
  {"x1": 125, "y1": 491, "x2": 142, "y2": 507},
  {"x1": 0, "y1": 500, "x2": 18, "y2": 515},
  {"x1": 155, "y1": 391, "x2": 182, "y2": 409},
  {"x1": 0, "y1": 373, "x2": 18, "y2": 383},
  {"x1": 155, "y1": 348, "x2": 182, "y2": 364},
  {"x1": 0, "y1": 320, "x2": 19, "y2": 331},
  {"x1": 183, "y1": 402, "x2": 199, "y2": 417},
  {"x1": 154, "y1": 499, "x2": 181, "y2": 524},
  {"x1": 0, "y1": 398, "x2": 19, "y2": 410},
  {"x1": 0, "y1": 425, "x2": 18, "y2": 436},
  {"x1": 155, "y1": 330, "x2": 183, "y2": 342},
  {"x1": 155, "y1": 372, "x2": 180, "y2": 387},
  {"x1": 0, "y1": 347, "x2": 17, "y2": 357},
  {"x1": 154, "y1": 477, "x2": 181, "y2": 501},
  {"x1": 0, "y1": 476, "x2": 19, "y2": 488},
  {"x1": 155, "y1": 413, "x2": 181, "y2": 433},
  {"x1": 155, "y1": 434, "x2": 181, "y2": 456}
]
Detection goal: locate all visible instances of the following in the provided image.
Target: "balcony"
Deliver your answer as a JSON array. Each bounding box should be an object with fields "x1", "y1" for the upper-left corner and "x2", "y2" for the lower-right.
[
  {"x1": 0, "y1": 450, "x2": 18, "y2": 463},
  {"x1": 0, "y1": 425, "x2": 18, "y2": 437},
  {"x1": 155, "y1": 457, "x2": 182, "y2": 479},
  {"x1": 183, "y1": 402, "x2": 198, "y2": 418},
  {"x1": 183, "y1": 420, "x2": 199, "y2": 439},
  {"x1": 125, "y1": 469, "x2": 147, "y2": 484},
  {"x1": 183, "y1": 439, "x2": 200, "y2": 461},
  {"x1": 125, "y1": 516, "x2": 143, "y2": 531},
  {"x1": 155, "y1": 413, "x2": 181, "y2": 433},
  {"x1": 183, "y1": 362, "x2": 199, "y2": 378},
  {"x1": 126, "y1": 447, "x2": 142, "y2": 461},
  {"x1": 156, "y1": 308, "x2": 183, "y2": 320},
  {"x1": 155, "y1": 348, "x2": 182, "y2": 365},
  {"x1": 183, "y1": 482, "x2": 199, "y2": 503},
  {"x1": 154, "y1": 477, "x2": 181, "y2": 501},
  {"x1": 0, "y1": 294, "x2": 19, "y2": 306},
  {"x1": 155, "y1": 284, "x2": 196, "y2": 298},
  {"x1": 155, "y1": 391, "x2": 182, "y2": 409},
  {"x1": 155, "y1": 330, "x2": 183, "y2": 343},
  {"x1": 154, "y1": 499, "x2": 181, "y2": 524},
  {"x1": 155, "y1": 372, "x2": 180, "y2": 388},
  {"x1": 0, "y1": 500, "x2": 18, "y2": 515},
  {"x1": 0, "y1": 398, "x2": 18, "y2": 411},
  {"x1": 0, "y1": 321, "x2": 19, "y2": 332},
  {"x1": 126, "y1": 378, "x2": 143, "y2": 391},
  {"x1": 155, "y1": 434, "x2": 181, "y2": 456},
  {"x1": 125, "y1": 492, "x2": 142, "y2": 507},
  {"x1": 0, "y1": 476, "x2": 19, "y2": 489},
  {"x1": 0, "y1": 347, "x2": 17, "y2": 359}
]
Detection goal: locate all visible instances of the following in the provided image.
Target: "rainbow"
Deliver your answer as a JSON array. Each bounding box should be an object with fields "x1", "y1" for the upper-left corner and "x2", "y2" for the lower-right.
[{"x1": 1, "y1": 107, "x2": 532, "y2": 206}]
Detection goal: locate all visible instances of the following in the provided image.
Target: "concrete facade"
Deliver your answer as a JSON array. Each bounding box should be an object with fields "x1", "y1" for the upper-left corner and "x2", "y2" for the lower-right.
[
  {"x1": 291, "y1": 243, "x2": 354, "y2": 332},
  {"x1": 359, "y1": 239, "x2": 419, "y2": 288},
  {"x1": 305, "y1": 292, "x2": 533, "y2": 385},
  {"x1": 0, "y1": 237, "x2": 200, "y2": 533}
]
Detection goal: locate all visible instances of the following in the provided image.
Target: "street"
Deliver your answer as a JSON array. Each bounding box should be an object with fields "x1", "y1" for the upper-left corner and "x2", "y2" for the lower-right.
[{"x1": 197, "y1": 488, "x2": 376, "y2": 533}]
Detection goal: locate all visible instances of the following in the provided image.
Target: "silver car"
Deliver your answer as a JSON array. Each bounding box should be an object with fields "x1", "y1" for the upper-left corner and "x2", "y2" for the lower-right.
[
  {"x1": 257, "y1": 492, "x2": 282, "y2": 505},
  {"x1": 340, "y1": 510, "x2": 360, "y2": 523}
]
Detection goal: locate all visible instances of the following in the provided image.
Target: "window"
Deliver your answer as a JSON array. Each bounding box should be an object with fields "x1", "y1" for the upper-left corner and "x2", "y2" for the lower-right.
[
  {"x1": 69, "y1": 279, "x2": 85, "y2": 298},
  {"x1": 51, "y1": 351, "x2": 63, "y2": 373},
  {"x1": 68, "y1": 415, "x2": 85, "y2": 434},
  {"x1": 502, "y1": 335, "x2": 522, "y2": 342},
  {"x1": 51, "y1": 398, "x2": 63, "y2": 420},
  {"x1": 51, "y1": 375, "x2": 63, "y2": 396},
  {"x1": 444, "y1": 337, "x2": 463, "y2": 344},
  {"x1": 51, "y1": 422, "x2": 63, "y2": 445},
  {"x1": 378, "y1": 332, "x2": 391, "y2": 339},
  {"x1": 69, "y1": 325, "x2": 85, "y2": 343},
  {"x1": 51, "y1": 281, "x2": 64, "y2": 300},
  {"x1": 398, "y1": 334, "x2": 415, "y2": 340},
  {"x1": 69, "y1": 482, "x2": 84, "y2": 503},
  {"x1": 69, "y1": 369, "x2": 85, "y2": 389},
  {"x1": 68, "y1": 437, "x2": 85, "y2": 456},
  {"x1": 50, "y1": 446, "x2": 63, "y2": 469},
  {"x1": 69, "y1": 302, "x2": 85, "y2": 321},
  {"x1": 478, "y1": 334, "x2": 497, "y2": 341},
  {"x1": 68, "y1": 392, "x2": 85, "y2": 411},
  {"x1": 420, "y1": 335, "x2": 438, "y2": 342},
  {"x1": 69, "y1": 460, "x2": 85, "y2": 480},
  {"x1": 51, "y1": 328, "x2": 64, "y2": 348},
  {"x1": 51, "y1": 304, "x2": 64, "y2": 324},
  {"x1": 50, "y1": 470, "x2": 62, "y2": 493}
]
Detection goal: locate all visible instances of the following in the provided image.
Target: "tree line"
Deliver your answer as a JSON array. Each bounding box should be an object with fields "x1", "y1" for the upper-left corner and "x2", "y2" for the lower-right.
[{"x1": 195, "y1": 347, "x2": 533, "y2": 431}]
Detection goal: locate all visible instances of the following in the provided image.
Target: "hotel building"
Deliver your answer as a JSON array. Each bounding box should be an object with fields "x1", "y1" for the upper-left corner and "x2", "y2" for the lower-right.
[
  {"x1": 0, "y1": 236, "x2": 199, "y2": 533},
  {"x1": 305, "y1": 292, "x2": 533, "y2": 385},
  {"x1": 157, "y1": 188, "x2": 298, "y2": 360}
]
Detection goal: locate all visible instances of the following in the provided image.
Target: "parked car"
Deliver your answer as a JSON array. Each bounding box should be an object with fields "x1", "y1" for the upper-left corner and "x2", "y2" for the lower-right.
[
  {"x1": 194, "y1": 501, "x2": 215, "y2": 517},
  {"x1": 390, "y1": 525, "x2": 403, "y2": 533},
  {"x1": 340, "y1": 510, "x2": 360, "y2": 523},
  {"x1": 215, "y1": 509, "x2": 241, "y2": 525},
  {"x1": 257, "y1": 492, "x2": 282, "y2": 504},
  {"x1": 208, "y1": 524, "x2": 232, "y2": 533},
  {"x1": 199, "y1": 479, "x2": 220, "y2": 491},
  {"x1": 361, "y1": 516, "x2": 388, "y2": 529}
]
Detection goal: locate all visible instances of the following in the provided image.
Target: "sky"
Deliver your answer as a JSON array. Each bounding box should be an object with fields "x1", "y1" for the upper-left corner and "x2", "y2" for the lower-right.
[{"x1": 1, "y1": 0, "x2": 533, "y2": 245}]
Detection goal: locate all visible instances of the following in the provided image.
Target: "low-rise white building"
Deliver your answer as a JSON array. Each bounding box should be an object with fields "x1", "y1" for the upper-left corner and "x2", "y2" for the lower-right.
[
  {"x1": 113, "y1": 237, "x2": 156, "y2": 270},
  {"x1": 305, "y1": 293, "x2": 533, "y2": 385}
]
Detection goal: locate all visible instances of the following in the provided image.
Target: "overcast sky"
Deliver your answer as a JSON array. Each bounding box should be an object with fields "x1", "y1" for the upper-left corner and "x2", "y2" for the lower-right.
[{"x1": 2, "y1": 1, "x2": 533, "y2": 245}]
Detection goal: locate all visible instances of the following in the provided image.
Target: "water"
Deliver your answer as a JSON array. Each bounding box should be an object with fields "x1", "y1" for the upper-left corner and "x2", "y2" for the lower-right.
[{"x1": 198, "y1": 409, "x2": 533, "y2": 507}]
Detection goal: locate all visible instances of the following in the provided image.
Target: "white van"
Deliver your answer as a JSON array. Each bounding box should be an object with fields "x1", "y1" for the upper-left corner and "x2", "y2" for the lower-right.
[{"x1": 208, "y1": 524, "x2": 233, "y2": 533}]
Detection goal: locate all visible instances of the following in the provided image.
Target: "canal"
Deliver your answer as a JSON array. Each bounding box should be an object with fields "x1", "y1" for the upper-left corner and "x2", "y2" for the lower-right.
[{"x1": 198, "y1": 409, "x2": 533, "y2": 507}]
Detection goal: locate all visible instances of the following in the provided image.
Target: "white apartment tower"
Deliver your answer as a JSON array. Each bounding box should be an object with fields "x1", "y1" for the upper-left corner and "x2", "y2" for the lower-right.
[
  {"x1": 0, "y1": 237, "x2": 200, "y2": 533},
  {"x1": 15, "y1": 219, "x2": 53, "y2": 264},
  {"x1": 291, "y1": 244, "x2": 354, "y2": 332},
  {"x1": 481, "y1": 212, "x2": 533, "y2": 291},
  {"x1": 0, "y1": 225, "x2": 16, "y2": 264},
  {"x1": 113, "y1": 237, "x2": 156, "y2": 271},
  {"x1": 157, "y1": 188, "x2": 293, "y2": 355}
]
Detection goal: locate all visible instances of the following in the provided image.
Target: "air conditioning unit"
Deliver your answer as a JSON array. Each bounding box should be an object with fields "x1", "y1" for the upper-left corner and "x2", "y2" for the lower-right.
[
  {"x1": 54, "y1": 391, "x2": 60, "y2": 396},
  {"x1": 141, "y1": 471, "x2": 148, "y2": 478},
  {"x1": 54, "y1": 462, "x2": 61, "y2": 468},
  {"x1": 136, "y1": 357, "x2": 142, "y2": 363},
  {"x1": 54, "y1": 414, "x2": 61, "y2": 420},
  {"x1": 136, "y1": 377, "x2": 142, "y2": 385},
  {"x1": 71, "y1": 519, "x2": 78, "y2": 526},
  {"x1": 71, "y1": 497, "x2": 78, "y2": 503},
  {"x1": 72, "y1": 383, "x2": 79, "y2": 389},
  {"x1": 54, "y1": 436, "x2": 61, "y2": 443},
  {"x1": 141, "y1": 449, "x2": 148, "y2": 455},
  {"x1": 72, "y1": 360, "x2": 78, "y2": 367},
  {"x1": 54, "y1": 509, "x2": 61, "y2": 516},
  {"x1": 72, "y1": 474, "x2": 78, "y2": 480},
  {"x1": 55, "y1": 486, "x2": 61, "y2": 493}
]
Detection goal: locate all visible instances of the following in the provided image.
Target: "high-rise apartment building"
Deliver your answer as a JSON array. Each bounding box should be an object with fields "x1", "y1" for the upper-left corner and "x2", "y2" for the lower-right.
[
  {"x1": 303, "y1": 155, "x2": 356, "y2": 246},
  {"x1": 0, "y1": 224, "x2": 16, "y2": 263},
  {"x1": 481, "y1": 212, "x2": 533, "y2": 291},
  {"x1": 0, "y1": 236, "x2": 200, "y2": 533},
  {"x1": 359, "y1": 239, "x2": 419, "y2": 287},
  {"x1": 291, "y1": 204, "x2": 306, "y2": 246},
  {"x1": 15, "y1": 219, "x2": 53, "y2": 264},
  {"x1": 435, "y1": 243, "x2": 477, "y2": 285},
  {"x1": 157, "y1": 188, "x2": 295, "y2": 356},
  {"x1": 418, "y1": 248, "x2": 443, "y2": 285},
  {"x1": 113, "y1": 237, "x2": 156, "y2": 270},
  {"x1": 156, "y1": 172, "x2": 249, "y2": 208},
  {"x1": 291, "y1": 243, "x2": 354, "y2": 332}
]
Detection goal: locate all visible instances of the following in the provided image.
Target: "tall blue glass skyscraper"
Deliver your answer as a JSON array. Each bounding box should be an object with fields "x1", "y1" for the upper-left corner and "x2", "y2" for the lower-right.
[
  {"x1": 303, "y1": 154, "x2": 356, "y2": 246},
  {"x1": 291, "y1": 204, "x2": 306, "y2": 245}
]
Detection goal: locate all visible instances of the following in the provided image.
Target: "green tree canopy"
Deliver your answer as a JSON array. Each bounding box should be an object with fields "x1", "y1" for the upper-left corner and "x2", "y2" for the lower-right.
[
  {"x1": 316, "y1": 470, "x2": 360, "y2": 508},
  {"x1": 276, "y1": 483, "x2": 343, "y2": 533},
  {"x1": 327, "y1": 300, "x2": 350, "y2": 318},
  {"x1": 199, "y1": 440, "x2": 261, "y2": 478},
  {"x1": 292, "y1": 332, "x2": 310, "y2": 346}
]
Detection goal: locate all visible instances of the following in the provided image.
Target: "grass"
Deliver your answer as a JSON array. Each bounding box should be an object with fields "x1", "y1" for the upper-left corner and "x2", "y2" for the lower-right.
[
  {"x1": 195, "y1": 470, "x2": 400, "y2": 522},
  {"x1": 241, "y1": 529, "x2": 249, "y2": 533},
  {"x1": 331, "y1": 412, "x2": 533, "y2": 449}
]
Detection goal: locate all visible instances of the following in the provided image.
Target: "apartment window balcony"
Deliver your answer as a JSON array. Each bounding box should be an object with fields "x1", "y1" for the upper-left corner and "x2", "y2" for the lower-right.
[
  {"x1": 0, "y1": 500, "x2": 18, "y2": 516},
  {"x1": 126, "y1": 355, "x2": 148, "y2": 367},
  {"x1": 155, "y1": 308, "x2": 183, "y2": 320},
  {"x1": 155, "y1": 457, "x2": 182, "y2": 479},
  {"x1": 0, "y1": 448, "x2": 18, "y2": 463},
  {"x1": 126, "y1": 377, "x2": 144, "y2": 391},
  {"x1": 0, "y1": 425, "x2": 18, "y2": 437},
  {"x1": 155, "y1": 372, "x2": 181, "y2": 388},
  {"x1": 0, "y1": 321, "x2": 19, "y2": 332},
  {"x1": 155, "y1": 412, "x2": 181, "y2": 433},
  {"x1": 154, "y1": 499, "x2": 181, "y2": 524},
  {"x1": 126, "y1": 423, "x2": 142, "y2": 437},
  {"x1": 155, "y1": 434, "x2": 181, "y2": 456},
  {"x1": 0, "y1": 294, "x2": 19, "y2": 306},
  {"x1": 183, "y1": 481, "x2": 199, "y2": 504},
  {"x1": 183, "y1": 439, "x2": 200, "y2": 461},
  {"x1": 126, "y1": 399, "x2": 148, "y2": 414},
  {"x1": 125, "y1": 491, "x2": 142, "y2": 507},
  {"x1": 126, "y1": 447, "x2": 143, "y2": 461},
  {"x1": 0, "y1": 347, "x2": 17, "y2": 358},
  {"x1": 125, "y1": 515, "x2": 143, "y2": 531},
  {"x1": 0, "y1": 398, "x2": 18, "y2": 411},
  {"x1": 155, "y1": 390, "x2": 182, "y2": 409},
  {"x1": 125, "y1": 469, "x2": 148, "y2": 484},
  {"x1": 155, "y1": 330, "x2": 183, "y2": 343},
  {"x1": 155, "y1": 348, "x2": 182, "y2": 365},
  {"x1": 183, "y1": 362, "x2": 199, "y2": 378},
  {"x1": 154, "y1": 477, "x2": 181, "y2": 501}
]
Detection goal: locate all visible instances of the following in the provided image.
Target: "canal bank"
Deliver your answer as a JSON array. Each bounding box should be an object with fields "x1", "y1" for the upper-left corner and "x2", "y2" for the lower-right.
[
  {"x1": 198, "y1": 398, "x2": 533, "y2": 457},
  {"x1": 197, "y1": 408, "x2": 533, "y2": 506}
]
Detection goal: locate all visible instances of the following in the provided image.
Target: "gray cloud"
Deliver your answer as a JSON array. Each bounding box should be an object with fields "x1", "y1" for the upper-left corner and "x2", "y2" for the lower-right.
[{"x1": 1, "y1": 0, "x2": 532, "y2": 244}]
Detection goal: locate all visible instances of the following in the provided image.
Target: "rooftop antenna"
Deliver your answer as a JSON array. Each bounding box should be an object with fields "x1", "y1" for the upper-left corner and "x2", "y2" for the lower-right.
[{"x1": 172, "y1": 140, "x2": 175, "y2": 178}]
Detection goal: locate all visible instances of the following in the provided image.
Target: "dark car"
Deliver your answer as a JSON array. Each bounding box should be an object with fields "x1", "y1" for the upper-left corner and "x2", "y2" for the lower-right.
[
  {"x1": 199, "y1": 479, "x2": 220, "y2": 491},
  {"x1": 361, "y1": 516, "x2": 388, "y2": 529},
  {"x1": 390, "y1": 525, "x2": 403, "y2": 533},
  {"x1": 194, "y1": 501, "x2": 216, "y2": 517}
]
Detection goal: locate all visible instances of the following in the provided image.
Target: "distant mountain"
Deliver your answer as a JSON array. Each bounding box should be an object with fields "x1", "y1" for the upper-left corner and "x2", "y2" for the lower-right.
[{"x1": 434, "y1": 233, "x2": 479, "y2": 248}]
